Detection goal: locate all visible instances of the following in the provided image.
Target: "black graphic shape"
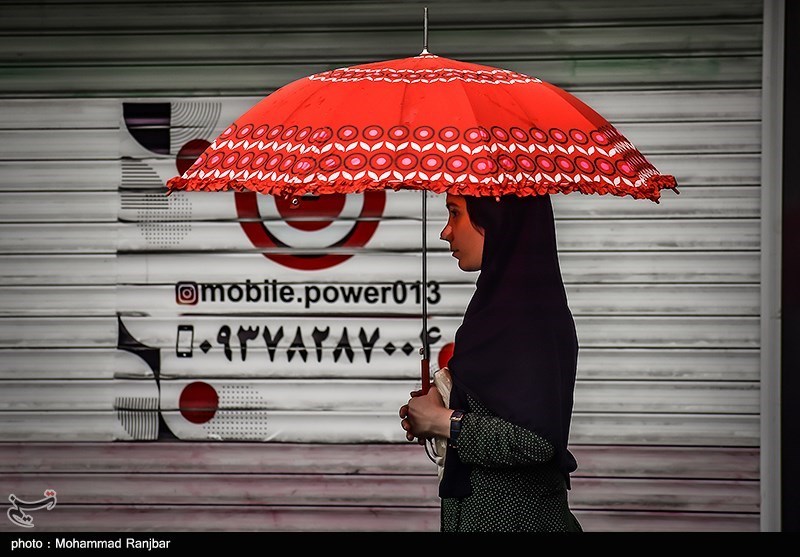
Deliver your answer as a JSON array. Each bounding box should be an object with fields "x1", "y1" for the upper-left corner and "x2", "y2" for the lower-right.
[
  {"x1": 287, "y1": 327, "x2": 308, "y2": 362},
  {"x1": 123, "y1": 102, "x2": 171, "y2": 155},
  {"x1": 217, "y1": 325, "x2": 233, "y2": 361},
  {"x1": 117, "y1": 315, "x2": 176, "y2": 440},
  {"x1": 359, "y1": 328, "x2": 380, "y2": 363},
  {"x1": 176, "y1": 324, "x2": 194, "y2": 358},
  {"x1": 312, "y1": 327, "x2": 330, "y2": 362},
  {"x1": 263, "y1": 326, "x2": 284, "y2": 362},
  {"x1": 333, "y1": 328, "x2": 354, "y2": 363},
  {"x1": 237, "y1": 326, "x2": 259, "y2": 361}
]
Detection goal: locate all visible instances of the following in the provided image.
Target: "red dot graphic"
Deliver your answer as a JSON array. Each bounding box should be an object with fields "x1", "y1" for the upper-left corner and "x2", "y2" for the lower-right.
[
  {"x1": 176, "y1": 139, "x2": 211, "y2": 175},
  {"x1": 179, "y1": 381, "x2": 219, "y2": 424}
]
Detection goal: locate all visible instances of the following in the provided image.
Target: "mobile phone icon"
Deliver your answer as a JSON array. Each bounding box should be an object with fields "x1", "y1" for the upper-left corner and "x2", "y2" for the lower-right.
[{"x1": 176, "y1": 325, "x2": 194, "y2": 358}]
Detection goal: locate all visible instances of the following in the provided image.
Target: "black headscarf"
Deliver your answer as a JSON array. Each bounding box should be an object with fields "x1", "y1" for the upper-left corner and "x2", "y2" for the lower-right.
[{"x1": 439, "y1": 193, "x2": 579, "y2": 499}]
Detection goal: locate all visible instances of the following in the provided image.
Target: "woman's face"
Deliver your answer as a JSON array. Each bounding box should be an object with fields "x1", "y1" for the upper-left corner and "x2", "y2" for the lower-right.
[{"x1": 440, "y1": 194, "x2": 485, "y2": 272}]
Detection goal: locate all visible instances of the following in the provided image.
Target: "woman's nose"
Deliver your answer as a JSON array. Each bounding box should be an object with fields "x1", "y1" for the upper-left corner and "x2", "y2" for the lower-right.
[{"x1": 439, "y1": 224, "x2": 451, "y2": 241}]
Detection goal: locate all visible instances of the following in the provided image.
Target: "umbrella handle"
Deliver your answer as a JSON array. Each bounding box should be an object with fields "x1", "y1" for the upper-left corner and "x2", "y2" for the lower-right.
[{"x1": 420, "y1": 358, "x2": 430, "y2": 394}]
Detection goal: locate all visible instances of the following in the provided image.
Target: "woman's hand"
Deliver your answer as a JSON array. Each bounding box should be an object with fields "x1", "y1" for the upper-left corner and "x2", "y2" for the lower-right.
[
  {"x1": 399, "y1": 386, "x2": 452, "y2": 443},
  {"x1": 398, "y1": 389, "x2": 424, "y2": 444}
]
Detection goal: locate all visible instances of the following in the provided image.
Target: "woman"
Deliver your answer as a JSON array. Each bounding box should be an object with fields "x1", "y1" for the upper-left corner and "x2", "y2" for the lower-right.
[{"x1": 399, "y1": 192, "x2": 582, "y2": 532}]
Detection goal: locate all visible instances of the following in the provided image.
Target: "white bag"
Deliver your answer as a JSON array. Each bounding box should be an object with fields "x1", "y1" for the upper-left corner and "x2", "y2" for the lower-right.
[{"x1": 430, "y1": 367, "x2": 452, "y2": 480}]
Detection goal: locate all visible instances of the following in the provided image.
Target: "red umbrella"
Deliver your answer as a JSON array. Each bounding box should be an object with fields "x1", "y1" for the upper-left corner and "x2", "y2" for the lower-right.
[
  {"x1": 167, "y1": 54, "x2": 676, "y2": 201},
  {"x1": 167, "y1": 32, "x2": 678, "y2": 392}
]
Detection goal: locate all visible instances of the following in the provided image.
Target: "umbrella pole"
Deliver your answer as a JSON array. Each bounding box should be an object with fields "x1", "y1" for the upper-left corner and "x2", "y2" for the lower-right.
[
  {"x1": 420, "y1": 188, "x2": 431, "y2": 394},
  {"x1": 418, "y1": 7, "x2": 431, "y2": 395}
]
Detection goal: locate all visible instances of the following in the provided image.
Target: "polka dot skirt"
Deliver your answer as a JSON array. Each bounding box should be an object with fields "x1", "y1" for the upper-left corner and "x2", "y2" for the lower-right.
[{"x1": 441, "y1": 395, "x2": 582, "y2": 532}]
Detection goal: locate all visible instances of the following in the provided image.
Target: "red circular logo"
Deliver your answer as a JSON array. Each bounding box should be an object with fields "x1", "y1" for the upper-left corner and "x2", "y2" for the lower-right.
[
  {"x1": 179, "y1": 381, "x2": 219, "y2": 424},
  {"x1": 235, "y1": 190, "x2": 386, "y2": 271}
]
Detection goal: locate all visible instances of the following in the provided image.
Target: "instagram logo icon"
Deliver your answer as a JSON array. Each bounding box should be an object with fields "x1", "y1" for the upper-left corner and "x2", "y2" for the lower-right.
[{"x1": 175, "y1": 282, "x2": 199, "y2": 305}]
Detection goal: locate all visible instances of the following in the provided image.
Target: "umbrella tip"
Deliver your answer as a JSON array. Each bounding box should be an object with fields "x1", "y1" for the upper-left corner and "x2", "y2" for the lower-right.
[{"x1": 420, "y1": 6, "x2": 430, "y2": 55}]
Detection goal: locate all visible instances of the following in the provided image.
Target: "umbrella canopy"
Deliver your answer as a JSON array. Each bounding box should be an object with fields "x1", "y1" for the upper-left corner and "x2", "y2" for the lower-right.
[
  {"x1": 166, "y1": 53, "x2": 678, "y2": 203},
  {"x1": 166, "y1": 51, "x2": 678, "y2": 392}
]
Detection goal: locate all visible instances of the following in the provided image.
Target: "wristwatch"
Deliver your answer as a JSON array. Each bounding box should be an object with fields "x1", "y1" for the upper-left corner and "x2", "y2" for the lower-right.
[{"x1": 448, "y1": 410, "x2": 465, "y2": 449}]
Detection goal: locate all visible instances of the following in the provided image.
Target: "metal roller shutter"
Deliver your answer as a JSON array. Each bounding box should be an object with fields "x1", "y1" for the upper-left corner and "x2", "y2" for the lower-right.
[{"x1": 0, "y1": 0, "x2": 774, "y2": 532}]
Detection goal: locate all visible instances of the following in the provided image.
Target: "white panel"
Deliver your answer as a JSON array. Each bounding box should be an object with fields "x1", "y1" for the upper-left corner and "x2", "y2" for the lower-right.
[
  {"x1": 0, "y1": 130, "x2": 120, "y2": 160},
  {"x1": 0, "y1": 317, "x2": 117, "y2": 348},
  {"x1": 648, "y1": 154, "x2": 759, "y2": 185},
  {"x1": 117, "y1": 251, "x2": 759, "y2": 284},
  {"x1": 571, "y1": 316, "x2": 758, "y2": 347},
  {"x1": 0, "y1": 255, "x2": 116, "y2": 285},
  {"x1": 113, "y1": 219, "x2": 759, "y2": 252},
  {"x1": 572, "y1": 89, "x2": 761, "y2": 122},
  {"x1": 134, "y1": 378, "x2": 759, "y2": 414},
  {"x1": 568, "y1": 413, "x2": 759, "y2": 446},
  {"x1": 574, "y1": 348, "x2": 758, "y2": 382},
  {"x1": 564, "y1": 284, "x2": 757, "y2": 315},
  {"x1": 0, "y1": 99, "x2": 120, "y2": 129},
  {"x1": 559, "y1": 252, "x2": 759, "y2": 284},
  {"x1": 0, "y1": 90, "x2": 760, "y2": 130},
  {"x1": 0, "y1": 161, "x2": 120, "y2": 192},
  {"x1": 0, "y1": 412, "x2": 135, "y2": 441},
  {"x1": 0, "y1": 380, "x2": 158, "y2": 411},
  {"x1": 0, "y1": 224, "x2": 117, "y2": 253},
  {"x1": 613, "y1": 121, "x2": 759, "y2": 153},
  {"x1": 573, "y1": 381, "x2": 758, "y2": 414},
  {"x1": 0, "y1": 286, "x2": 116, "y2": 316},
  {"x1": 552, "y1": 186, "x2": 759, "y2": 218},
  {"x1": 0, "y1": 192, "x2": 118, "y2": 222},
  {"x1": 154, "y1": 410, "x2": 759, "y2": 445},
  {"x1": 0, "y1": 349, "x2": 153, "y2": 380}
]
